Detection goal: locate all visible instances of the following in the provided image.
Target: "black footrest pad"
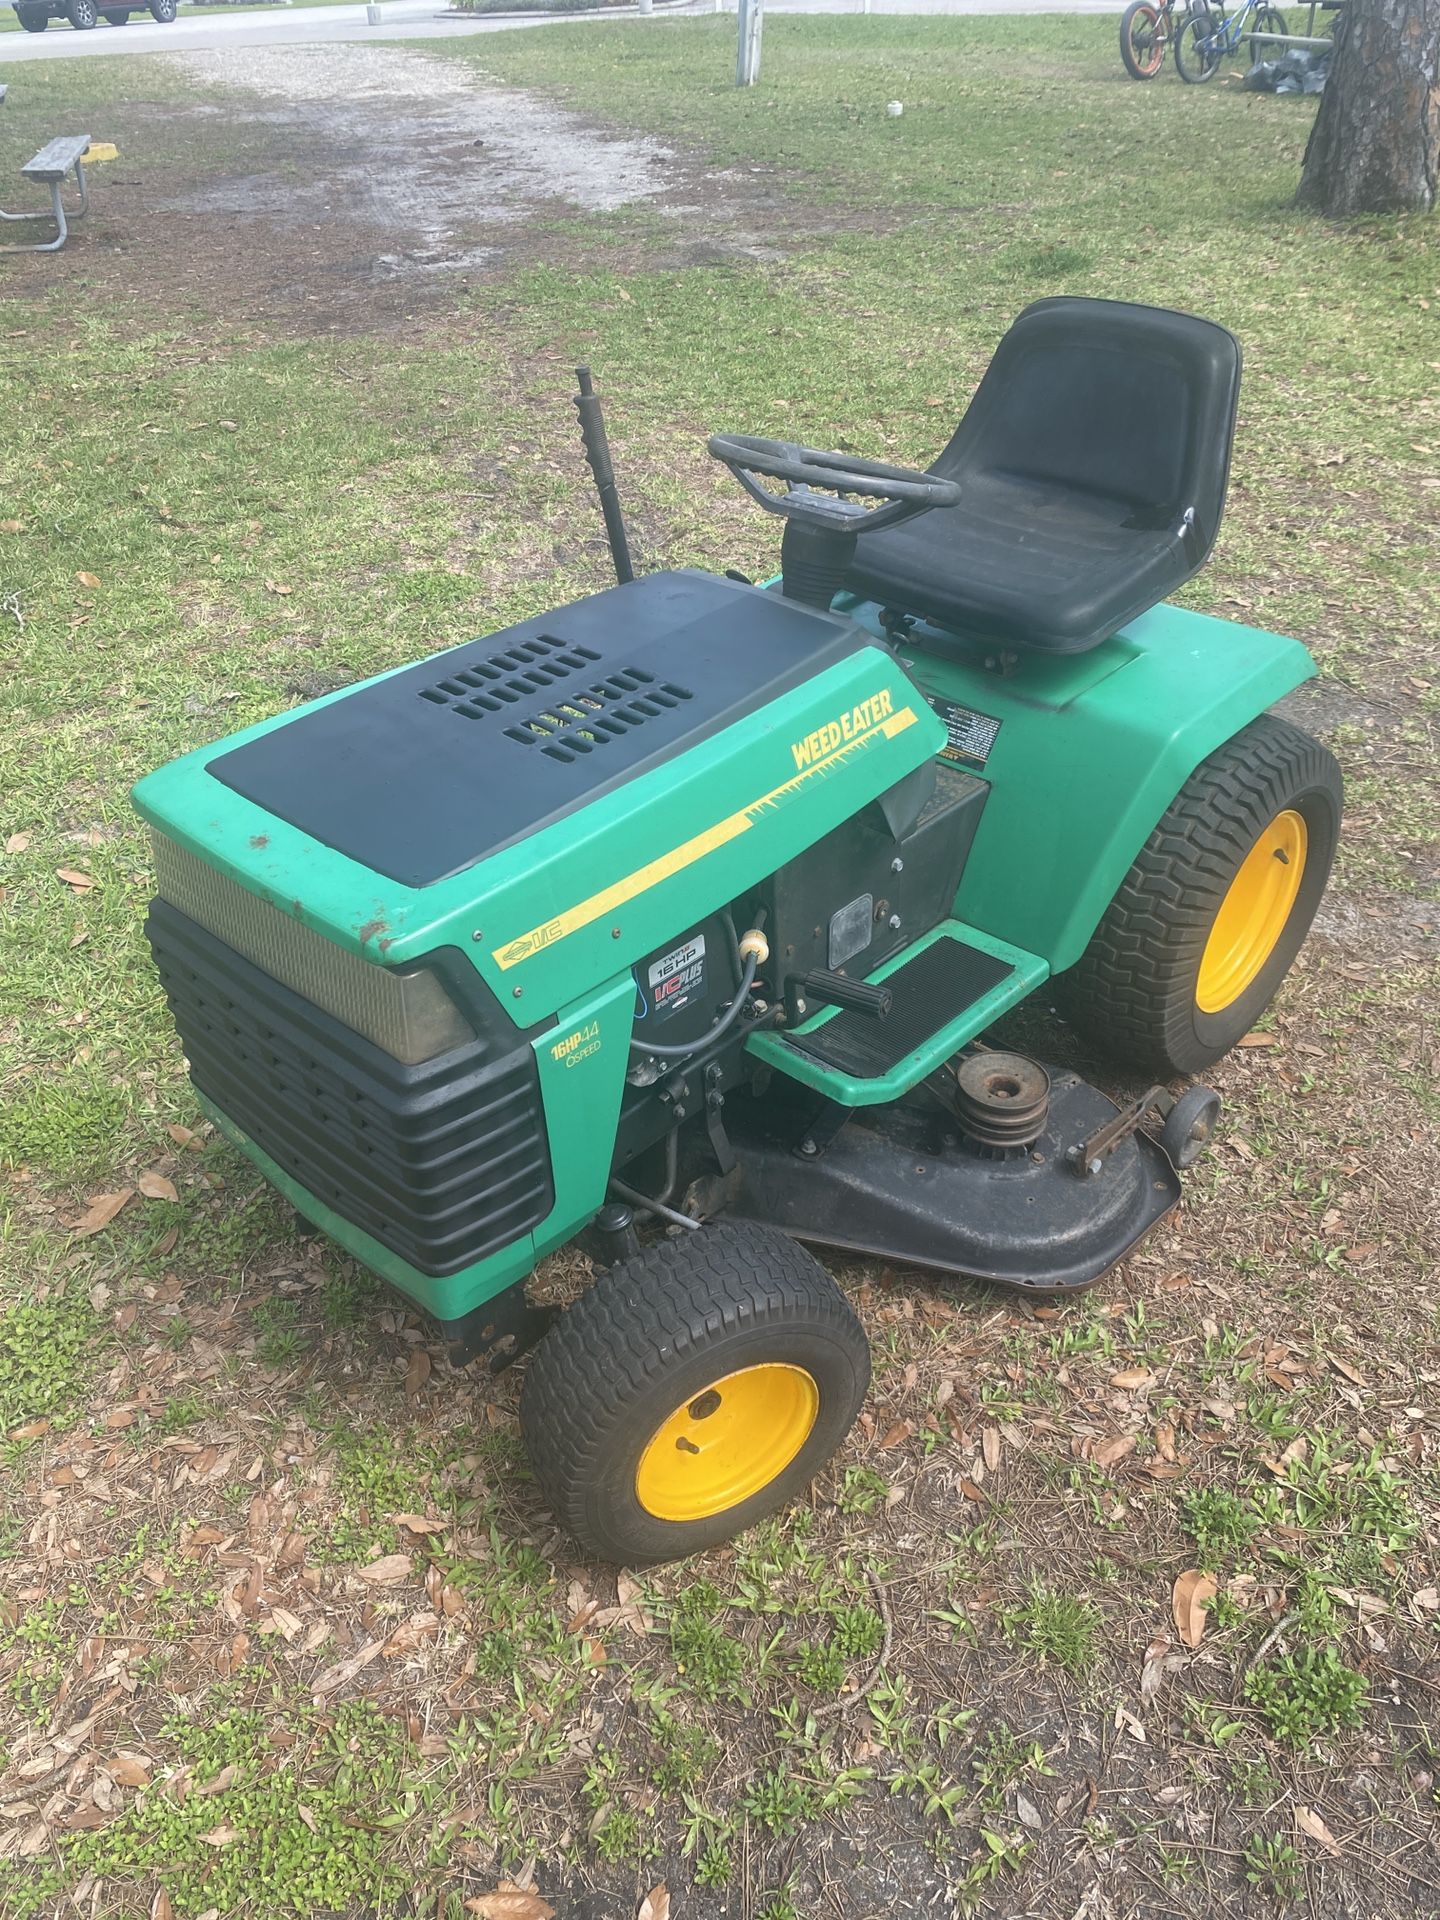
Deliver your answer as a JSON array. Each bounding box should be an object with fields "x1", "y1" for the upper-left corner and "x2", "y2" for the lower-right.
[{"x1": 784, "y1": 936, "x2": 1011, "y2": 1079}]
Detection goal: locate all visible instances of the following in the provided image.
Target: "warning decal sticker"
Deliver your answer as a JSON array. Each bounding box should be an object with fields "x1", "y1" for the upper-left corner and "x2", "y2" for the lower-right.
[{"x1": 930, "y1": 699, "x2": 1002, "y2": 770}]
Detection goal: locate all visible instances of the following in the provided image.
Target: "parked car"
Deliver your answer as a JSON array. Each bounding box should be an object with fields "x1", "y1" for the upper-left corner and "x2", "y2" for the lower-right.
[{"x1": 13, "y1": 0, "x2": 178, "y2": 28}]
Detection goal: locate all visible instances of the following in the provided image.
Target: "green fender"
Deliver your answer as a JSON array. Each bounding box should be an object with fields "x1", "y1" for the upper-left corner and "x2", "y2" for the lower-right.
[{"x1": 838, "y1": 595, "x2": 1317, "y2": 973}]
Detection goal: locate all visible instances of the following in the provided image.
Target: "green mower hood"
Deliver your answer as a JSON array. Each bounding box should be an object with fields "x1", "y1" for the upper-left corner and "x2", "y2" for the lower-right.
[{"x1": 133, "y1": 571, "x2": 946, "y2": 1022}]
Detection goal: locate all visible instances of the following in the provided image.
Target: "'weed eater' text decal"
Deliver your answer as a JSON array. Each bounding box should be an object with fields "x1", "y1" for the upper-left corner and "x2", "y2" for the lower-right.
[
  {"x1": 790, "y1": 689, "x2": 894, "y2": 771},
  {"x1": 492, "y1": 697, "x2": 918, "y2": 971}
]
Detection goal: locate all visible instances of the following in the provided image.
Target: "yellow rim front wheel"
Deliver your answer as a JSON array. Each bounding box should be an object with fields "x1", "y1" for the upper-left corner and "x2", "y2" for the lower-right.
[
  {"x1": 635, "y1": 1363, "x2": 820, "y2": 1522},
  {"x1": 1196, "y1": 808, "x2": 1308, "y2": 1014}
]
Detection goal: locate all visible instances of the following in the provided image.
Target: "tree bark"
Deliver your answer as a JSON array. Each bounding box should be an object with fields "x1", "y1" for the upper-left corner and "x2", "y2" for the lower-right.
[{"x1": 1294, "y1": 0, "x2": 1440, "y2": 215}]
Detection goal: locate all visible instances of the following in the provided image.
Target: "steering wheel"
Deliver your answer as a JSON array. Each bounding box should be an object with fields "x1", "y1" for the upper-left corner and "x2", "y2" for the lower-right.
[{"x1": 708, "y1": 434, "x2": 960, "y2": 534}]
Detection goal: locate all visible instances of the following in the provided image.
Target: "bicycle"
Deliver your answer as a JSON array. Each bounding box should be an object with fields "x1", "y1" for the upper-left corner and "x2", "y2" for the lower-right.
[
  {"x1": 1119, "y1": 0, "x2": 1180, "y2": 80},
  {"x1": 1173, "y1": 0, "x2": 1292, "y2": 83}
]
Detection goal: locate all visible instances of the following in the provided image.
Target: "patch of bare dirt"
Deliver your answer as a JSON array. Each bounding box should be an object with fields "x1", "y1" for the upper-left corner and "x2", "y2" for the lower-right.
[{"x1": 6, "y1": 45, "x2": 883, "y2": 341}]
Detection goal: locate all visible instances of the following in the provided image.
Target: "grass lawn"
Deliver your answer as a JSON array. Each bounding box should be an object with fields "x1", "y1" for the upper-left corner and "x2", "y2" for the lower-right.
[{"x1": 1, "y1": 16, "x2": 1437, "y2": 1920}]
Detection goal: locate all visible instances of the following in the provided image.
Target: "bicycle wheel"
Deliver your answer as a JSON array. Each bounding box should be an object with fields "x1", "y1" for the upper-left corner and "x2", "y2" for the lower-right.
[
  {"x1": 1174, "y1": 7, "x2": 1223, "y2": 81},
  {"x1": 1121, "y1": 0, "x2": 1170, "y2": 78},
  {"x1": 1248, "y1": 5, "x2": 1287, "y2": 63}
]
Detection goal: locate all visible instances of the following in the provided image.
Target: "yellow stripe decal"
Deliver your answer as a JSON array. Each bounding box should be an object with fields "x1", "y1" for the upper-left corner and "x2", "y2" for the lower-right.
[{"x1": 492, "y1": 705, "x2": 919, "y2": 971}]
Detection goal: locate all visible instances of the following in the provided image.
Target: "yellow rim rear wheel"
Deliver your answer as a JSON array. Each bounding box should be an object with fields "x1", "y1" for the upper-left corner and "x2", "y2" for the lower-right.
[
  {"x1": 635, "y1": 1363, "x2": 820, "y2": 1522},
  {"x1": 1196, "y1": 808, "x2": 1307, "y2": 1014}
]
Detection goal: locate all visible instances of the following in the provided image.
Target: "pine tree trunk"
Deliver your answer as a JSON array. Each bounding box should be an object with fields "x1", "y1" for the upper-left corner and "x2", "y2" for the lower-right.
[{"x1": 1294, "y1": 0, "x2": 1440, "y2": 214}]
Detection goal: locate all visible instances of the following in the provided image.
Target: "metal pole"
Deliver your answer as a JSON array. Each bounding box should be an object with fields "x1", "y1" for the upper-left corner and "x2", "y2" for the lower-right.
[
  {"x1": 736, "y1": 0, "x2": 763, "y2": 85},
  {"x1": 1245, "y1": 31, "x2": 1332, "y2": 46}
]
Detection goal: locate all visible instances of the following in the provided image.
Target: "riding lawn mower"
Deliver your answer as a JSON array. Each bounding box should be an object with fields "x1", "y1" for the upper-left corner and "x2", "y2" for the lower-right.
[{"x1": 133, "y1": 298, "x2": 1343, "y2": 1563}]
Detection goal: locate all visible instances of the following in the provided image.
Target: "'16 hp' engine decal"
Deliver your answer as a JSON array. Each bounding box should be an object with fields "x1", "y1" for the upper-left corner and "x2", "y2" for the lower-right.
[{"x1": 644, "y1": 934, "x2": 708, "y2": 1025}]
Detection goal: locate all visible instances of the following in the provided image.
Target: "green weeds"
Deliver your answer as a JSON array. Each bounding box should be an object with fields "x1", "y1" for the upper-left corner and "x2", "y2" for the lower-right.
[
  {"x1": 1244, "y1": 1645, "x2": 1368, "y2": 1747},
  {"x1": 1000, "y1": 1585, "x2": 1101, "y2": 1677},
  {"x1": 0, "y1": 1269, "x2": 103, "y2": 1434}
]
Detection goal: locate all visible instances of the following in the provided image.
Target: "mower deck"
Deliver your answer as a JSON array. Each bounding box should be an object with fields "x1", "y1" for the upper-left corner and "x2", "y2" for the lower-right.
[{"x1": 718, "y1": 1071, "x2": 1181, "y2": 1297}]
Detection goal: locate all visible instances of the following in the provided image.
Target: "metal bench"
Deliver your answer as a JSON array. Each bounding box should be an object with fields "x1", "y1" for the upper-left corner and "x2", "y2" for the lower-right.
[{"x1": 1, "y1": 134, "x2": 92, "y2": 255}]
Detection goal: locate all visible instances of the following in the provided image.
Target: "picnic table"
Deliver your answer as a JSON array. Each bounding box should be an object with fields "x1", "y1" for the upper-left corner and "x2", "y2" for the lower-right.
[{"x1": 0, "y1": 89, "x2": 91, "y2": 254}]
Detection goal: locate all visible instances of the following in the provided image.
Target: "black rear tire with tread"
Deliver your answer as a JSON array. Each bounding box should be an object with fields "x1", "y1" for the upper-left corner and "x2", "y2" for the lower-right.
[
  {"x1": 1120, "y1": 0, "x2": 1169, "y2": 79},
  {"x1": 1059, "y1": 715, "x2": 1342, "y2": 1078},
  {"x1": 521, "y1": 1221, "x2": 871, "y2": 1565}
]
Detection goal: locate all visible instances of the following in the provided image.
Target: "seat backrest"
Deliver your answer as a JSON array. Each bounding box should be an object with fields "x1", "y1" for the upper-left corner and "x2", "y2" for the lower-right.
[{"x1": 932, "y1": 297, "x2": 1241, "y2": 551}]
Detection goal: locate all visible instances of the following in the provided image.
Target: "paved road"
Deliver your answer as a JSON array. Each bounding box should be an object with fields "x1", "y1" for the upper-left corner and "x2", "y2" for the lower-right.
[{"x1": 0, "y1": 0, "x2": 1119, "y2": 62}]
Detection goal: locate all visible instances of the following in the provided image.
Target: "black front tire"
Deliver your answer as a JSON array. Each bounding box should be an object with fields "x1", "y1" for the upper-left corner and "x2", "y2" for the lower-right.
[
  {"x1": 1174, "y1": 7, "x2": 1222, "y2": 81},
  {"x1": 1059, "y1": 715, "x2": 1342, "y2": 1078},
  {"x1": 521, "y1": 1221, "x2": 871, "y2": 1565},
  {"x1": 148, "y1": 0, "x2": 177, "y2": 17}
]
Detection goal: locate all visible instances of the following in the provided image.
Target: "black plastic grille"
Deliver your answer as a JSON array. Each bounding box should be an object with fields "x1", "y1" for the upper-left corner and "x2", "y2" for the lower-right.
[
  {"x1": 504, "y1": 669, "x2": 697, "y2": 765},
  {"x1": 417, "y1": 634, "x2": 603, "y2": 719},
  {"x1": 147, "y1": 902, "x2": 554, "y2": 1277}
]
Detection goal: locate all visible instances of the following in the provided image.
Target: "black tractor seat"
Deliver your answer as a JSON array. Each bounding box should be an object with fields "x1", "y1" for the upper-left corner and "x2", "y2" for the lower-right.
[{"x1": 846, "y1": 297, "x2": 1242, "y2": 656}]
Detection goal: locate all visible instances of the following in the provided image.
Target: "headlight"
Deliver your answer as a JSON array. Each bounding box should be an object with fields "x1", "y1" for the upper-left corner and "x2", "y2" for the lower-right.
[{"x1": 151, "y1": 833, "x2": 472, "y2": 1066}]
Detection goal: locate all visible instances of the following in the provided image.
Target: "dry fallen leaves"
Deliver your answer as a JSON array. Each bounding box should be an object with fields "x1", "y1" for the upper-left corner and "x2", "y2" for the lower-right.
[
  {"x1": 1172, "y1": 1569, "x2": 1217, "y2": 1648},
  {"x1": 1295, "y1": 1804, "x2": 1341, "y2": 1855},
  {"x1": 138, "y1": 1170, "x2": 180, "y2": 1203},
  {"x1": 356, "y1": 1553, "x2": 413, "y2": 1587},
  {"x1": 75, "y1": 570, "x2": 102, "y2": 590},
  {"x1": 464, "y1": 1893, "x2": 556, "y2": 1920},
  {"x1": 1140, "y1": 1632, "x2": 1170, "y2": 1702},
  {"x1": 1109, "y1": 1368, "x2": 1153, "y2": 1391},
  {"x1": 390, "y1": 1512, "x2": 447, "y2": 1535},
  {"x1": 56, "y1": 866, "x2": 96, "y2": 892},
  {"x1": 311, "y1": 1635, "x2": 384, "y2": 1696},
  {"x1": 72, "y1": 1190, "x2": 134, "y2": 1237},
  {"x1": 637, "y1": 1885, "x2": 671, "y2": 1920},
  {"x1": 4, "y1": 831, "x2": 29, "y2": 854}
]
